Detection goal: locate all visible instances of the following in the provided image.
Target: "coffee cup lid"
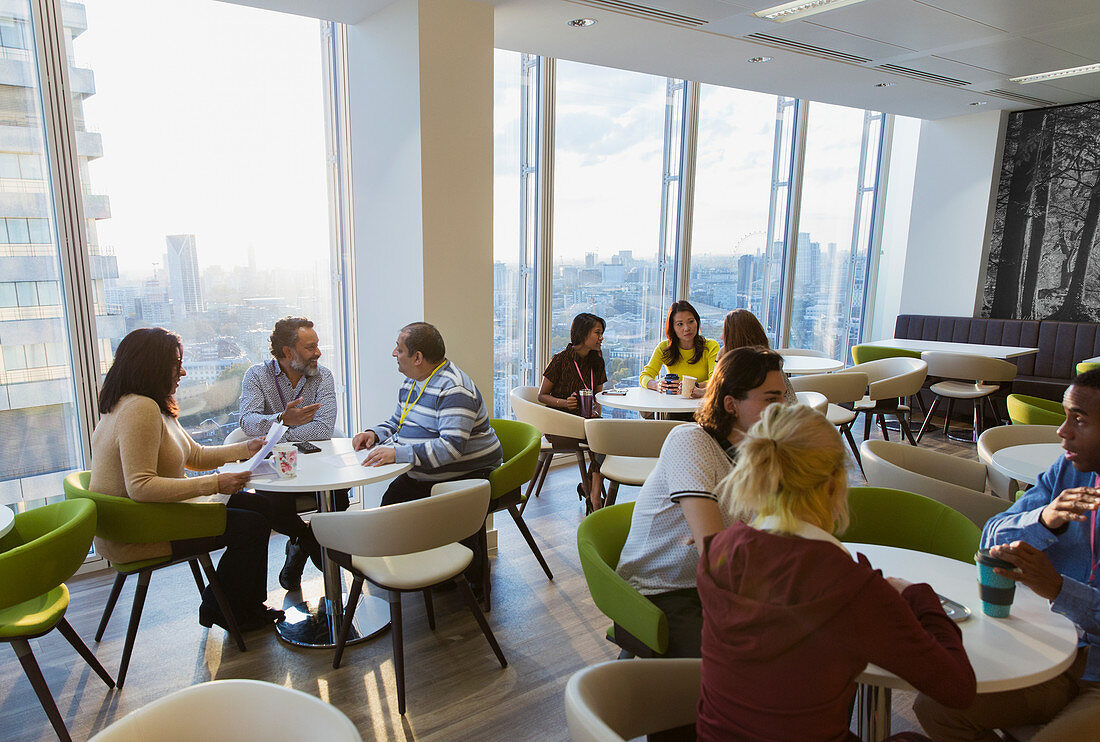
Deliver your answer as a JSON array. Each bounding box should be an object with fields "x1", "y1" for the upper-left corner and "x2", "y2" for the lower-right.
[{"x1": 974, "y1": 549, "x2": 1015, "y2": 569}]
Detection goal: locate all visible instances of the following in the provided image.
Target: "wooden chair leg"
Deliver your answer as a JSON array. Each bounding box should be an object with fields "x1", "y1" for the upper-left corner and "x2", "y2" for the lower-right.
[
  {"x1": 916, "y1": 396, "x2": 942, "y2": 443},
  {"x1": 478, "y1": 523, "x2": 491, "y2": 612},
  {"x1": 898, "y1": 414, "x2": 918, "y2": 446},
  {"x1": 841, "y1": 425, "x2": 863, "y2": 474},
  {"x1": 197, "y1": 554, "x2": 246, "y2": 653},
  {"x1": 943, "y1": 399, "x2": 956, "y2": 437},
  {"x1": 520, "y1": 453, "x2": 550, "y2": 515},
  {"x1": 605, "y1": 481, "x2": 620, "y2": 508},
  {"x1": 55, "y1": 618, "x2": 115, "y2": 689},
  {"x1": 332, "y1": 577, "x2": 363, "y2": 669},
  {"x1": 188, "y1": 559, "x2": 205, "y2": 595},
  {"x1": 863, "y1": 411, "x2": 872, "y2": 441},
  {"x1": 878, "y1": 414, "x2": 890, "y2": 442},
  {"x1": 507, "y1": 504, "x2": 553, "y2": 581},
  {"x1": 389, "y1": 591, "x2": 407, "y2": 715},
  {"x1": 12, "y1": 639, "x2": 72, "y2": 742},
  {"x1": 95, "y1": 572, "x2": 126, "y2": 642},
  {"x1": 423, "y1": 589, "x2": 436, "y2": 631},
  {"x1": 116, "y1": 570, "x2": 151, "y2": 689},
  {"x1": 456, "y1": 577, "x2": 507, "y2": 668}
]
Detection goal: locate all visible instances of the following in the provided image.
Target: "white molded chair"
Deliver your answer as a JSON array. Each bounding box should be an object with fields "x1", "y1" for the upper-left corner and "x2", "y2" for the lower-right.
[
  {"x1": 565, "y1": 659, "x2": 701, "y2": 742},
  {"x1": 860, "y1": 439, "x2": 1009, "y2": 528},
  {"x1": 583, "y1": 419, "x2": 684, "y2": 507},
  {"x1": 311, "y1": 479, "x2": 506, "y2": 715},
  {"x1": 848, "y1": 357, "x2": 928, "y2": 445},
  {"x1": 977, "y1": 424, "x2": 1061, "y2": 500},
  {"x1": 510, "y1": 386, "x2": 595, "y2": 509},
  {"x1": 917, "y1": 352, "x2": 1017, "y2": 443},
  {"x1": 790, "y1": 371, "x2": 870, "y2": 469},
  {"x1": 88, "y1": 679, "x2": 361, "y2": 741},
  {"x1": 794, "y1": 391, "x2": 828, "y2": 415}
]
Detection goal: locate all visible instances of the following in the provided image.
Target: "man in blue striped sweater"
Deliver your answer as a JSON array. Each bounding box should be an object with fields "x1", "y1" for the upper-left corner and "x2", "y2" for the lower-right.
[{"x1": 353, "y1": 322, "x2": 502, "y2": 586}]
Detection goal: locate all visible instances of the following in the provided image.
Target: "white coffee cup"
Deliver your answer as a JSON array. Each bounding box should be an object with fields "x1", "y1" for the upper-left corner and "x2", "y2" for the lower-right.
[
  {"x1": 681, "y1": 375, "x2": 697, "y2": 398},
  {"x1": 273, "y1": 444, "x2": 298, "y2": 478}
]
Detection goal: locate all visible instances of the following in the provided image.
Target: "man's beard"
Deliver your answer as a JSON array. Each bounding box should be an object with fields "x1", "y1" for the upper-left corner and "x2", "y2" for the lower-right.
[{"x1": 290, "y1": 352, "x2": 319, "y2": 377}]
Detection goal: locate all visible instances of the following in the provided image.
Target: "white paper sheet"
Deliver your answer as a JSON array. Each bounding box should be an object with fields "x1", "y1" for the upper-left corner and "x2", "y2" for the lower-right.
[
  {"x1": 316, "y1": 449, "x2": 371, "y2": 469},
  {"x1": 240, "y1": 421, "x2": 288, "y2": 473}
]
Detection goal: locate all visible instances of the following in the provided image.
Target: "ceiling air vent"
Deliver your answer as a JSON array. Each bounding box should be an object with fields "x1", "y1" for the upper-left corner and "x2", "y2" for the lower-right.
[
  {"x1": 876, "y1": 64, "x2": 969, "y2": 87},
  {"x1": 565, "y1": 0, "x2": 709, "y2": 28},
  {"x1": 987, "y1": 88, "x2": 1057, "y2": 107},
  {"x1": 744, "y1": 32, "x2": 871, "y2": 64}
]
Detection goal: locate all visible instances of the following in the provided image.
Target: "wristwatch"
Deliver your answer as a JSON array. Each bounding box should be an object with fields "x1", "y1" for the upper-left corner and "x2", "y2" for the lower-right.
[{"x1": 276, "y1": 412, "x2": 283, "y2": 423}]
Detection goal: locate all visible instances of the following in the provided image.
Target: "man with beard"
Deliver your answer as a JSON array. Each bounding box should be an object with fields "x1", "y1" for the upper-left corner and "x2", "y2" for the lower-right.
[{"x1": 238, "y1": 316, "x2": 344, "y2": 591}]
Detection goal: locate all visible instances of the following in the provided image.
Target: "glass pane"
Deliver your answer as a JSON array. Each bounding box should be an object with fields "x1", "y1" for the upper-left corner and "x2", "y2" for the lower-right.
[
  {"x1": 0, "y1": 0, "x2": 82, "y2": 511},
  {"x1": 689, "y1": 85, "x2": 785, "y2": 343},
  {"x1": 553, "y1": 61, "x2": 667, "y2": 395},
  {"x1": 71, "y1": 0, "x2": 342, "y2": 445},
  {"x1": 788, "y1": 103, "x2": 884, "y2": 361}
]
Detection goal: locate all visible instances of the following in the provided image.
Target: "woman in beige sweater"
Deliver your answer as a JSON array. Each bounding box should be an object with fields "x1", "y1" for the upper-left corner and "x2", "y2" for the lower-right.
[{"x1": 91, "y1": 327, "x2": 281, "y2": 632}]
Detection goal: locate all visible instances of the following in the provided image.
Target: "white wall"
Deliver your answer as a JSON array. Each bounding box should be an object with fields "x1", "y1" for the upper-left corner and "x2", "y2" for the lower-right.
[{"x1": 896, "y1": 109, "x2": 1007, "y2": 320}]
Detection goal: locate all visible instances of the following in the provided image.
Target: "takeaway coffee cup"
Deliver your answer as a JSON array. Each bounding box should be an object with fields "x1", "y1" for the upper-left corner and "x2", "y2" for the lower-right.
[
  {"x1": 681, "y1": 375, "x2": 697, "y2": 398},
  {"x1": 663, "y1": 373, "x2": 680, "y2": 395},
  {"x1": 975, "y1": 548, "x2": 1016, "y2": 618},
  {"x1": 577, "y1": 389, "x2": 595, "y2": 418},
  {"x1": 273, "y1": 444, "x2": 298, "y2": 479}
]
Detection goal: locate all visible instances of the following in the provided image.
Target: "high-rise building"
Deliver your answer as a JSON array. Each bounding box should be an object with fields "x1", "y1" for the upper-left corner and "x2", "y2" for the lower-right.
[
  {"x1": 0, "y1": 2, "x2": 120, "y2": 506},
  {"x1": 165, "y1": 234, "x2": 204, "y2": 316}
]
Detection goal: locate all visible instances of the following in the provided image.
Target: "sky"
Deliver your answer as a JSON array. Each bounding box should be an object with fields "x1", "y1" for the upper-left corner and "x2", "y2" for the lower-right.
[{"x1": 72, "y1": 0, "x2": 330, "y2": 281}]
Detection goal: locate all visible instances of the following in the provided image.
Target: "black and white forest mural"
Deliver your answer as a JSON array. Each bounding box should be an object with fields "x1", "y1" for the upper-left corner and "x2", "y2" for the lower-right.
[{"x1": 982, "y1": 101, "x2": 1100, "y2": 322}]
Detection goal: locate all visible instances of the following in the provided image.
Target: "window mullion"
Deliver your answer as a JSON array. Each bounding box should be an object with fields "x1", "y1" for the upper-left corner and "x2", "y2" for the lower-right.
[
  {"x1": 778, "y1": 100, "x2": 808, "y2": 349},
  {"x1": 675, "y1": 81, "x2": 700, "y2": 303},
  {"x1": 534, "y1": 56, "x2": 554, "y2": 377}
]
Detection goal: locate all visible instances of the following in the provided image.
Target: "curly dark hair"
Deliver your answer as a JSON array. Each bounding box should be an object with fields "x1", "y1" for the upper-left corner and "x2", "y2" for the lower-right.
[
  {"x1": 270, "y1": 316, "x2": 314, "y2": 359},
  {"x1": 98, "y1": 328, "x2": 182, "y2": 418}
]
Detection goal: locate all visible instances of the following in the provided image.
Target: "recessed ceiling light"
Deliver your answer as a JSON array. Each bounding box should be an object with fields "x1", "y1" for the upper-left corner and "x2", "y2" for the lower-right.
[
  {"x1": 1010, "y1": 62, "x2": 1100, "y2": 84},
  {"x1": 747, "y1": 56, "x2": 773, "y2": 64},
  {"x1": 754, "y1": 0, "x2": 868, "y2": 23},
  {"x1": 970, "y1": 101, "x2": 988, "y2": 106},
  {"x1": 875, "y1": 82, "x2": 895, "y2": 88},
  {"x1": 567, "y1": 18, "x2": 597, "y2": 28}
]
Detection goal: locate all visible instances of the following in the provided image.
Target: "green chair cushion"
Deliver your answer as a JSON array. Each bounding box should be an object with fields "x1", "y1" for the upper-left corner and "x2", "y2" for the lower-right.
[
  {"x1": 841, "y1": 486, "x2": 981, "y2": 564},
  {"x1": 1077, "y1": 362, "x2": 1100, "y2": 376},
  {"x1": 487, "y1": 419, "x2": 541, "y2": 501},
  {"x1": 0, "y1": 499, "x2": 95, "y2": 609},
  {"x1": 1006, "y1": 394, "x2": 1065, "y2": 427},
  {"x1": 851, "y1": 344, "x2": 922, "y2": 365},
  {"x1": 577, "y1": 502, "x2": 668, "y2": 655},
  {"x1": 0, "y1": 585, "x2": 68, "y2": 639},
  {"x1": 64, "y1": 471, "x2": 227, "y2": 543}
]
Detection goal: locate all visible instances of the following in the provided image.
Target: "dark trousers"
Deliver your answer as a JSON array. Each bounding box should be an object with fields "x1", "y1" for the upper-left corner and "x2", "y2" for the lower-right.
[
  {"x1": 260, "y1": 488, "x2": 350, "y2": 540},
  {"x1": 170, "y1": 491, "x2": 271, "y2": 615},
  {"x1": 380, "y1": 471, "x2": 494, "y2": 585},
  {"x1": 648, "y1": 588, "x2": 703, "y2": 658}
]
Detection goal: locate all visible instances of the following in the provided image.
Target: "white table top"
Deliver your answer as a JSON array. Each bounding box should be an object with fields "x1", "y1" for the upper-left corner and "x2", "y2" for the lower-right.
[
  {"x1": 782, "y1": 355, "x2": 844, "y2": 374},
  {"x1": 862, "y1": 338, "x2": 1039, "y2": 360},
  {"x1": 597, "y1": 387, "x2": 700, "y2": 414},
  {"x1": 221, "y1": 438, "x2": 412, "y2": 492},
  {"x1": 0, "y1": 506, "x2": 13, "y2": 539},
  {"x1": 989, "y1": 443, "x2": 1064, "y2": 487},
  {"x1": 1081, "y1": 355, "x2": 1100, "y2": 365},
  {"x1": 850, "y1": 544, "x2": 1078, "y2": 693}
]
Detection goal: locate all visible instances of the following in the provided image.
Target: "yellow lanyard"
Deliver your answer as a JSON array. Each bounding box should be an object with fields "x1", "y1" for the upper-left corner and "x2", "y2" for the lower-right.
[{"x1": 396, "y1": 361, "x2": 446, "y2": 433}]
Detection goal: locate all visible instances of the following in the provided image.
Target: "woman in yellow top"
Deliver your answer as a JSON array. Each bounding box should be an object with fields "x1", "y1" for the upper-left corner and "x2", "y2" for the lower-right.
[{"x1": 639, "y1": 300, "x2": 720, "y2": 396}]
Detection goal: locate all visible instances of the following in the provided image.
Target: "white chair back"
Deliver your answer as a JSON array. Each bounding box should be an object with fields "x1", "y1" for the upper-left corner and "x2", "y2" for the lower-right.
[
  {"x1": 583, "y1": 419, "x2": 683, "y2": 458},
  {"x1": 861, "y1": 439, "x2": 1008, "y2": 527},
  {"x1": 849, "y1": 357, "x2": 928, "y2": 400},
  {"x1": 311, "y1": 479, "x2": 490, "y2": 558},
  {"x1": 88, "y1": 679, "x2": 361, "y2": 741},
  {"x1": 510, "y1": 386, "x2": 586, "y2": 440},
  {"x1": 564, "y1": 659, "x2": 701, "y2": 742},
  {"x1": 789, "y1": 371, "x2": 869, "y2": 406},
  {"x1": 922, "y1": 351, "x2": 1017, "y2": 383},
  {"x1": 775, "y1": 347, "x2": 828, "y2": 358},
  {"x1": 224, "y1": 427, "x2": 248, "y2": 444},
  {"x1": 794, "y1": 391, "x2": 828, "y2": 414},
  {"x1": 977, "y1": 424, "x2": 1061, "y2": 499}
]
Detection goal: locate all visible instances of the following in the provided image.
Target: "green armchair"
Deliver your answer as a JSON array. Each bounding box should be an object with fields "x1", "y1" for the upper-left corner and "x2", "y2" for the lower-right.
[
  {"x1": 841, "y1": 486, "x2": 981, "y2": 564},
  {"x1": 1006, "y1": 394, "x2": 1066, "y2": 427},
  {"x1": 63, "y1": 471, "x2": 246, "y2": 688},
  {"x1": 1, "y1": 499, "x2": 115, "y2": 742}
]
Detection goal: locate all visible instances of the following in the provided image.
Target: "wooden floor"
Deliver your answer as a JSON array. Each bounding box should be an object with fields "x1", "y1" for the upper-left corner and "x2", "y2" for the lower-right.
[{"x1": 0, "y1": 415, "x2": 980, "y2": 742}]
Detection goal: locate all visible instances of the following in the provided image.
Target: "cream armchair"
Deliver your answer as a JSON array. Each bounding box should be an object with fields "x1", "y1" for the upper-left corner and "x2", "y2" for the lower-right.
[
  {"x1": 977, "y1": 424, "x2": 1061, "y2": 500},
  {"x1": 510, "y1": 386, "x2": 594, "y2": 508}
]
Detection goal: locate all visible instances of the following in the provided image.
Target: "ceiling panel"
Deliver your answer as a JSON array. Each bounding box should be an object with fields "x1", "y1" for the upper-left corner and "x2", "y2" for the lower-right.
[
  {"x1": 806, "y1": 0, "x2": 1004, "y2": 51},
  {"x1": 880, "y1": 54, "x2": 994, "y2": 83},
  {"x1": 754, "y1": 21, "x2": 911, "y2": 60},
  {"x1": 1036, "y1": 75, "x2": 1100, "y2": 99},
  {"x1": 1029, "y1": 19, "x2": 1100, "y2": 60},
  {"x1": 919, "y1": 0, "x2": 1100, "y2": 35},
  {"x1": 944, "y1": 38, "x2": 1094, "y2": 78}
]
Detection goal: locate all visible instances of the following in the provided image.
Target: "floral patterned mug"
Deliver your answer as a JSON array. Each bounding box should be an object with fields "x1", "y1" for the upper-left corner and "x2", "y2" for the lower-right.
[{"x1": 273, "y1": 444, "x2": 298, "y2": 478}]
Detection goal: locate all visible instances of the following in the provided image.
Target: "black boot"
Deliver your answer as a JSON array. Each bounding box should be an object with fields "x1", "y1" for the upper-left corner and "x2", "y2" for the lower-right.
[{"x1": 279, "y1": 537, "x2": 308, "y2": 591}]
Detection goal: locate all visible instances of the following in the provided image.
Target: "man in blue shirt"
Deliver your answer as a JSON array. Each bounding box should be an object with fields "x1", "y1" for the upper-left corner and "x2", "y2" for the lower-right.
[{"x1": 915, "y1": 369, "x2": 1100, "y2": 740}]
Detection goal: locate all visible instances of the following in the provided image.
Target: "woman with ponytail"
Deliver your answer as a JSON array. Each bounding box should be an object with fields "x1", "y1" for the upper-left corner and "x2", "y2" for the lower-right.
[
  {"x1": 615, "y1": 346, "x2": 787, "y2": 657},
  {"x1": 695, "y1": 403, "x2": 976, "y2": 741}
]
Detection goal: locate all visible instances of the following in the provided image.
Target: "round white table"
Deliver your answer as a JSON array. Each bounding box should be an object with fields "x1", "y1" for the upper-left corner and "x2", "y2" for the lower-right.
[
  {"x1": 848, "y1": 543, "x2": 1078, "y2": 741},
  {"x1": 224, "y1": 438, "x2": 411, "y2": 649},
  {"x1": 0, "y1": 505, "x2": 13, "y2": 538},
  {"x1": 781, "y1": 354, "x2": 843, "y2": 374},
  {"x1": 989, "y1": 443, "x2": 1064, "y2": 487},
  {"x1": 597, "y1": 387, "x2": 700, "y2": 416}
]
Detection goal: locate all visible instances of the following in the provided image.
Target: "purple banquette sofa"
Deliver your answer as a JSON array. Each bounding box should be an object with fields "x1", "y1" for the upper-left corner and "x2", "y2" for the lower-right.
[{"x1": 893, "y1": 314, "x2": 1100, "y2": 400}]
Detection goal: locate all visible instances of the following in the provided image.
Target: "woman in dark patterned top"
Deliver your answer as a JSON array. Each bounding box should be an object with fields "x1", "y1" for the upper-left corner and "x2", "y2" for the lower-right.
[{"x1": 539, "y1": 312, "x2": 608, "y2": 510}]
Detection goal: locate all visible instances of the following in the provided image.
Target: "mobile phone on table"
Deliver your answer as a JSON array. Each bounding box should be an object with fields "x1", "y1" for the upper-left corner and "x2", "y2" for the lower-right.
[{"x1": 294, "y1": 441, "x2": 322, "y2": 454}]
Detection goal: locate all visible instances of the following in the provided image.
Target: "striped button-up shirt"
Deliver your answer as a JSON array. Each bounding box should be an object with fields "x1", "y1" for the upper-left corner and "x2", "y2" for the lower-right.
[
  {"x1": 238, "y1": 359, "x2": 337, "y2": 442},
  {"x1": 369, "y1": 360, "x2": 502, "y2": 481}
]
